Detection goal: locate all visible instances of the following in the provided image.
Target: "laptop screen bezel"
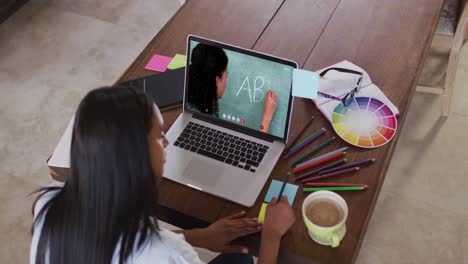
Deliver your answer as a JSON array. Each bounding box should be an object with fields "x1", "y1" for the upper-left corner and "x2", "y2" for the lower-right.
[{"x1": 183, "y1": 35, "x2": 297, "y2": 143}]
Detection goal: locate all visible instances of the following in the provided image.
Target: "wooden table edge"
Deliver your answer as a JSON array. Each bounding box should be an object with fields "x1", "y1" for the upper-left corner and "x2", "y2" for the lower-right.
[{"x1": 349, "y1": 7, "x2": 443, "y2": 263}]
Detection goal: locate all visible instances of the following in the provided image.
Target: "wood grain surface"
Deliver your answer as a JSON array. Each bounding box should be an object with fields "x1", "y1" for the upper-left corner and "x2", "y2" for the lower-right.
[{"x1": 48, "y1": 0, "x2": 445, "y2": 263}]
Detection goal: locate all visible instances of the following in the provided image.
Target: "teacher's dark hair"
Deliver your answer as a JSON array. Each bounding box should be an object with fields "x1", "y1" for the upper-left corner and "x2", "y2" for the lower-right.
[
  {"x1": 188, "y1": 43, "x2": 228, "y2": 115},
  {"x1": 32, "y1": 86, "x2": 159, "y2": 264}
]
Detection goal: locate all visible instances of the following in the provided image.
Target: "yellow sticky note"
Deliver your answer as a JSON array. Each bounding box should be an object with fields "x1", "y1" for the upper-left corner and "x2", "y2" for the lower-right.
[
  {"x1": 167, "y1": 54, "x2": 187, "y2": 70},
  {"x1": 258, "y1": 203, "x2": 268, "y2": 223}
]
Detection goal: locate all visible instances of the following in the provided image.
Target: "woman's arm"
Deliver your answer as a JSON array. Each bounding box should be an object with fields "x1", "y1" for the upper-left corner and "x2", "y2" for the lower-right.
[
  {"x1": 260, "y1": 90, "x2": 277, "y2": 133},
  {"x1": 174, "y1": 211, "x2": 261, "y2": 254},
  {"x1": 258, "y1": 196, "x2": 295, "y2": 264},
  {"x1": 258, "y1": 232, "x2": 281, "y2": 264}
]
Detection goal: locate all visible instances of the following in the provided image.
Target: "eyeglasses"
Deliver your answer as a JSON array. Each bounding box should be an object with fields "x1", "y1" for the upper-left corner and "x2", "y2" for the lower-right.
[{"x1": 318, "y1": 67, "x2": 364, "y2": 107}]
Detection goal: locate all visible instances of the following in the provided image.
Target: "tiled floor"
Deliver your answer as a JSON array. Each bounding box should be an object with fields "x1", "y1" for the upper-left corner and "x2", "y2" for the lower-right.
[{"x1": 0, "y1": 1, "x2": 467, "y2": 263}]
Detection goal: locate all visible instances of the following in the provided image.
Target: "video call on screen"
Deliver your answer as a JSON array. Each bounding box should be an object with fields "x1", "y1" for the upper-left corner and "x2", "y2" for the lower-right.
[{"x1": 187, "y1": 40, "x2": 293, "y2": 139}]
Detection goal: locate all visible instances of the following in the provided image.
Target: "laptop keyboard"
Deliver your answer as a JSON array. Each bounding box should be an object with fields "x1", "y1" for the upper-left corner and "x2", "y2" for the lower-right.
[{"x1": 173, "y1": 122, "x2": 268, "y2": 172}]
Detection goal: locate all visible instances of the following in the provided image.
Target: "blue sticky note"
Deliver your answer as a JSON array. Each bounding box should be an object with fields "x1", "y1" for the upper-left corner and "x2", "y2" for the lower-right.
[
  {"x1": 264, "y1": 180, "x2": 299, "y2": 205},
  {"x1": 292, "y1": 69, "x2": 319, "y2": 99}
]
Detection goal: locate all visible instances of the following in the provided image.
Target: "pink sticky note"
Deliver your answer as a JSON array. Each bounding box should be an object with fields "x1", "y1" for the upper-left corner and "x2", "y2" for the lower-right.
[{"x1": 145, "y1": 54, "x2": 173, "y2": 72}]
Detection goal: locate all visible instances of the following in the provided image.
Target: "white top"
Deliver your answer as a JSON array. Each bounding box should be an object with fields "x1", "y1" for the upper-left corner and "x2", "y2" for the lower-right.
[{"x1": 30, "y1": 187, "x2": 204, "y2": 264}]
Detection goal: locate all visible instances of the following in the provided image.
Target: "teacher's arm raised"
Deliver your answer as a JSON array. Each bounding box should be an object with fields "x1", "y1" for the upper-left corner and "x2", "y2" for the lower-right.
[{"x1": 260, "y1": 90, "x2": 277, "y2": 133}]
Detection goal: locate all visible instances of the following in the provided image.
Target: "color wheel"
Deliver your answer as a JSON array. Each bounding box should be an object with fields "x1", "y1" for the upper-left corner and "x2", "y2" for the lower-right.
[{"x1": 332, "y1": 97, "x2": 397, "y2": 148}]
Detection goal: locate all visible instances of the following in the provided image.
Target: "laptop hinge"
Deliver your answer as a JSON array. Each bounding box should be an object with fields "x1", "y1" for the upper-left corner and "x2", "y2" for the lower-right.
[{"x1": 192, "y1": 113, "x2": 278, "y2": 143}]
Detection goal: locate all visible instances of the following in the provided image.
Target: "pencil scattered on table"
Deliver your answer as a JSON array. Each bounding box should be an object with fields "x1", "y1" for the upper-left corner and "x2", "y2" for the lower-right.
[
  {"x1": 294, "y1": 159, "x2": 347, "y2": 182},
  {"x1": 303, "y1": 186, "x2": 366, "y2": 192},
  {"x1": 293, "y1": 151, "x2": 346, "y2": 173},
  {"x1": 295, "y1": 147, "x2": 348, "y2": 168},
  {"x1": 301, "y1": 167, "x2": 360, "y2": 183},
  {"x1": 291, "y1": 137, "x2": 336, "y2": 166},
  {"x1": 283, "y1": 116, "x2": 314, "y2": 154},
  {"x1": 317, "y1": 158, "x2": 375, "y2": 175},
  {"x1": 284, "y1": 128, "x2": 326, "y2": 159}
]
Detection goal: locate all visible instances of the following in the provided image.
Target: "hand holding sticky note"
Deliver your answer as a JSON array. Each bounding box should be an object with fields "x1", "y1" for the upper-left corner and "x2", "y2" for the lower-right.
[
  {"x1": 258, "y1": 179, "x2": 299, "y2": 223},
  {"x1": 292, "y1": 69, "x2": 319, "y2": 99}
]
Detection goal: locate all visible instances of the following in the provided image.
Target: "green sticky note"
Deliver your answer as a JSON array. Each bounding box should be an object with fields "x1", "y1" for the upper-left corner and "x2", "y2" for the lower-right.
[
  {"x1": 167, "y1": 54, "x2": 187, "y2": 69},
  {"x1": 264, "y1": 180, "x2": 299, "y2": 205},
  {"x1": 258, "y1": 202, "x2": 268, "y2": 223}
]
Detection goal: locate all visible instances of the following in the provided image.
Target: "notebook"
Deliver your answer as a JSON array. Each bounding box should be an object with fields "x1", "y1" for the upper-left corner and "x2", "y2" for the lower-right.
[
  {"x1": 313, "y1": 61, "x2": 399, "y2": 123},
  {"x1": 119, "y1": 67, "x2": 185, "y2": 111},
  {"x1": 47, "y1": 68, "x2": 185, "y2": 168}
]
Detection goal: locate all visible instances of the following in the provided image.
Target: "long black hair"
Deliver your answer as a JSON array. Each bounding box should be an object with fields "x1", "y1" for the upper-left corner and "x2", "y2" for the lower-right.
[
  {"x1": 32, "y1": 86, "x2": 159, "y2": 264},
  {"x1": 188, "y1": 43, "x2": 228, "y2": 115}
]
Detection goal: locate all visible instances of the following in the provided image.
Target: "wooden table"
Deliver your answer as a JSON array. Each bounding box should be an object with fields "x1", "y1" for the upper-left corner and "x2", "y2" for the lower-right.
[{"x1": 49, "y1": 0, "x2": 445, "y2": 263}]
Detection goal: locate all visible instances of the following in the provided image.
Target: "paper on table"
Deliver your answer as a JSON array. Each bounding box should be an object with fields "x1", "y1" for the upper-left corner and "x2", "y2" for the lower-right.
[
  {"x1": 292, "y1": 69, "x2": 319, "y2": 99},
  {"x1": 47, "y1": 116, "x2": 74, "y2": 168},
  {"x1": 313, "y1": 60, "x2": 399, "y2": 122},
  {"x1": 167, "y1": 54, "x2": 187, "y2": 70},
  {"x1": 145, "y1": 54, "x2": 173, "y2": 72},
  {"x1": 264, "y1": 180, "x2": 299, "y2": 205}
]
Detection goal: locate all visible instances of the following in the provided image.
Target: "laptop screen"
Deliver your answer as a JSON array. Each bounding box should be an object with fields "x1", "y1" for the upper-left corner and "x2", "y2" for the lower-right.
[{"x1": 185, "y1": 37, "x2": 296, "y2": 140}]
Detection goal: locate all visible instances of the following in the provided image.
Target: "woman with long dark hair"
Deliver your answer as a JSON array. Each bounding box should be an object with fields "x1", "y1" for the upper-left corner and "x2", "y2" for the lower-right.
[
  {"x1": 188, "y1": 43, "x2": 278, "y2": 133},
  {"x1": 31, "y1": 87, "x2": 295, "y2": 264}
]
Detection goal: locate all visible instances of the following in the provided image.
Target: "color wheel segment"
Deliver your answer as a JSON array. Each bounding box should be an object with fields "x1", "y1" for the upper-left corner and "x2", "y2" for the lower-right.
[{"x1": 332, "y1": 97, "x2": 397, "y2": 148}]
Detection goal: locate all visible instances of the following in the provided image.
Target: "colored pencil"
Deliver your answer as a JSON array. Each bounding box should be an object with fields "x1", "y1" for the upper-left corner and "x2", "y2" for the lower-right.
[
  {"x1": 289, "y1": 128, "x2": 326, "y2": 152},
  {"x1": 295, "y1": 147, "x2": 348, "y2": 168},
  {"x1": 294, "y1": 159, "x2": 347, "y2": 182},
  {"x1": 284, "y1": 128, "x2": 326, "y2": 159},
  {"x1": 288, "y1": 127, "x2": 321, "y2": 155},
  {"x1": 318, "y1": 158, "x2": 376, "y2": 175},
  {"x1": 276, "y1": 174, "x2": 291, "y2": 204},
  {"x1": 304, "y1": 183, "x2": 368, "y2": 188},
  {"x1": 293, "y1": 152, "x2": 346, "y2": 173},
  {"x1": 284, "y1": 116, "x2": 314, "y2": 153},
  {"x1": 291, "y1": 137, "x2": 336, "y2": 166},
  {"x1": 301, "y1": 167, "x2": 360, "y2": 183},
  {"x1": 303, "y1": 186, "x2": 366, "y2": 192}
]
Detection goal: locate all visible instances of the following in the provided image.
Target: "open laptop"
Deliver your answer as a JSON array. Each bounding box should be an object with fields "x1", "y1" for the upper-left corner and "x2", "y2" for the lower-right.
[{"x1": 164, "y1": 35, "x2": 297, "y2": 207}]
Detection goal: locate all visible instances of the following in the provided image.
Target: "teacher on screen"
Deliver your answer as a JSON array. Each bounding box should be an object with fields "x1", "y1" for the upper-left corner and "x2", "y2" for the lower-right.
[{"x1": 187, "y1": 43, "x2": 277, "y2": 133}]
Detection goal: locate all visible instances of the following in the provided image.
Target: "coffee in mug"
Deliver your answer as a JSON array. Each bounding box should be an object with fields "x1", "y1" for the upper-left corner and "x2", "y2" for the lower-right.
[
  {"x1": 306, "y1": 199, "x2": 344, "y2": 227},
  {"x1": 301, "y1": 191, "x2": 348, "y2": 247}
]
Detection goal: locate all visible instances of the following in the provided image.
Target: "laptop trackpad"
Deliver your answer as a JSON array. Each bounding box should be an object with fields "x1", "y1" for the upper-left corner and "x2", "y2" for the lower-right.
[{"x1": 182, "y1": 158, "x2": 221, "y2": 187}]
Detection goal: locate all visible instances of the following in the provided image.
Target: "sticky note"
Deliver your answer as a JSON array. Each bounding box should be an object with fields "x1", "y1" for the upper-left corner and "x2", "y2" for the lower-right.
[
  {"x1": 145, "y1": 54, "x2": 173, "y2": 72},
  {"x1": 167, "y1": 54, "x2": 187, "y2": 70},
  {"x1": 264, "y1": 180, "x2": 299, "y2": 205},
  {"x1": 258, "y1": 203, "x2": 268, "y2": 223},
  {"x1": 292, "y1": 69, "x2": 319, "y2": 99}
]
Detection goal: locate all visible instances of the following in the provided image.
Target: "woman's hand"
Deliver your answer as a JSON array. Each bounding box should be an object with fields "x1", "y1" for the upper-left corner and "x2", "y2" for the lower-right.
[
  {"x1": 260, "y1": 90, "x2": 277, "y2": 132},
  {"x1": 262, "y1": 196, "x2": 295, "y2": 241},
  {"x1": 263, "y1": 90, "x2": 277, "y2": 120},
  {"x1": 180, "y1": 211, "x2": 261, "y2": 254},
  {"x1": 257, "y1": 196, "x2": 295, "y2": 264}
]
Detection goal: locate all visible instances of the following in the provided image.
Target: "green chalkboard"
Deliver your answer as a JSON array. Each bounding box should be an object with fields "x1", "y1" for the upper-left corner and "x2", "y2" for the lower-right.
[{"x1": 189, "y1": 41, "x2": 294, "y2": 138}]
